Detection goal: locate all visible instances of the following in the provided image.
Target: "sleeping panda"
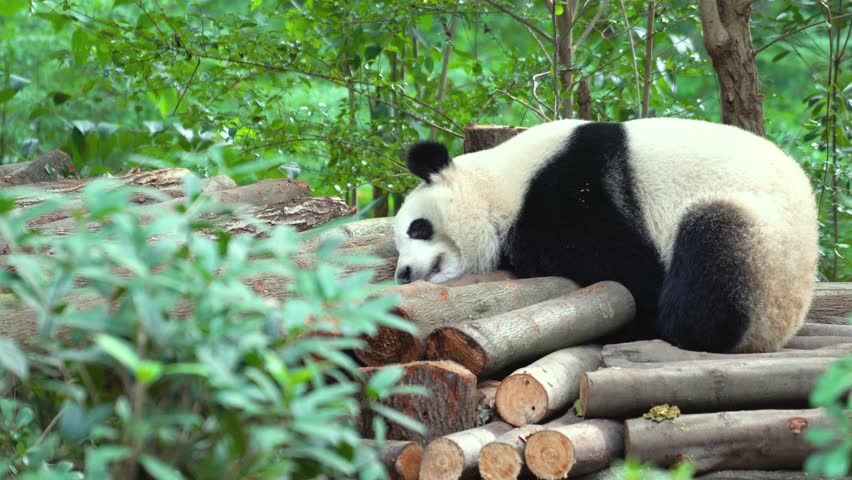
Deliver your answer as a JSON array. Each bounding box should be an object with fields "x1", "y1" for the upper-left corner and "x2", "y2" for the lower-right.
[{"x1": 392, "y1": 117, "x2": 819, "y2": 353}]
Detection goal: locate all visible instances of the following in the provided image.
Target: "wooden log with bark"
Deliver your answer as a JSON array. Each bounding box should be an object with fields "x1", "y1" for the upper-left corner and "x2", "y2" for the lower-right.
[
  {"x1": 362, "y1": 440, "x2": 423, "y2": 480},
  {"x1": 495, "y1": 345, "x2": 602, "y2": 426},
  {"x1": 796, "y1": 322, "x2": 852, "y2": 337},
  {"x1": 577, "y1": 467, "x2": 839, "y2": 480},
  {"x1": 358, "y1": 361, "x2": 479, "y2": 442},
  {"x1": 33, "y1": 178, "x2": 311, "y2": 236},
  {"x1": 478, "y1": 410, "x2": 582, "y2": 480},
  {"x1": 476, "y1": 379, "x2": 501, "y2": 426},
  {"x1": 784, "y1": 336, "x2": 852, "y2": 350},
  {"x1": 425, "y1": 281, "x2": 635, "y2": 376},
  {"x1": 625, "y1": 408, "x2": 837, "y2": 474},
  {"x1": 808, "y1": 282, "x2": 852, "y2": 320},
  {"x1": 580, "y1": 357, "x2": 834, "y2": 418},
  {"x1": 355, "y1": 276, "x2": 581, "y2": 366},
  {"x1": 0, "y1": 150, "x2": 74, "y2": 186},
  {"x1": 601, "y1": 339, "x2": 852, "y2": 368},
  {"x1": 389, "y1": 271, "x2": 517, "y2": 299},
  {"x1": 462, "y1": 125, "x2": 527, "y2": 154},
  {"x1": 524, "y1": 419, "x2": 625, "y2": 479},
  {"x1": 419, "y1": 421, "x2": 514, "y2": 480}
]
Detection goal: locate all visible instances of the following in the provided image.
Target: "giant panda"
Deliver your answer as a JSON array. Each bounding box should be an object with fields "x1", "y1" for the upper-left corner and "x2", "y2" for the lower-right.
[{"x1": 392, "y1": 117, "x2": 819, "y2": 353}]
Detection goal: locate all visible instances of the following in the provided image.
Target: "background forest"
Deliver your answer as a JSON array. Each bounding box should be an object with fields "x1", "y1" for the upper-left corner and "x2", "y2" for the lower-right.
[{"x1": 1, "y1": 0, "x2": 850, "y2": 280}]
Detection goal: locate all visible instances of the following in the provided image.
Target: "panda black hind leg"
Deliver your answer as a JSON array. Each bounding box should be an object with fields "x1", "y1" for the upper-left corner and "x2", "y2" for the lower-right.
[{"x1": 656, "y1": 199, "x2": 760, "y2": 353}]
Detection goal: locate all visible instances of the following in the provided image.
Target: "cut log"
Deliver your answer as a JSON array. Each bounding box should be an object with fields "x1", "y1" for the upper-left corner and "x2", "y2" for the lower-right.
[
  {"x1": 575, "y1": 467, "x2": 838, "y2": 480},
  {"x1": 807, "y1": 315, "x2": 852, "y2": 326},
  {"x1": 303, "y1": 216, "x2": 395, "y2": 248},
  {"x1": 363, "y1": 440, "x2": 423, "y2": 480},
  {"x1": 495, "y1": 345, "x2": 601, "y2": 426},
  {"x1": 524, "y1": 419, "x2": 624, "y2": 479},
  {"x1": 797, "y1": 322, "x2": 852, "y2": 337},
  {"x1": 210, "y1": 196, "x2": 356, "y2": 236},
  {"x1": 476, "y1": 379, "x2": 501, "y2": 426},
  {"x1": 580, "y1": 357, "x2": 834, "y2": 418},
  {"x1": 784, "y1": 335, "x2": 852, "y2": 350},
  {"x1": 355, "y1": 276, "x2": 581, "y2": 367},
  {"x1": 359, "y1": 361, "x2": 479, "y2": 442},
  {"x1": 601, "y1": 339, "x2": 852, "y2": 368},
  {"x1": 425, "y1": 282, "x2": 635, "y2": 376},
  {"x1": 0, "y1": 150, "x2": 73, "y2": 186},
  {"x1": 419, "y1": 421, "x2": 514, "y2": 480},
  {"x1": 809, "y1": 282, "x2": 852, "y2": 319},
  {"x1": 625, "y1": 408, "x2": 836, "y2": 473},
  {"x1": 462, "y1": 125, "x2": 527, "y2": 154},
  {"x1": 478, "y1": 410, "x2": 582, "y2": 480},
  {"x1": 387, "y1": 272, "x2": 517, "y2": 299}
]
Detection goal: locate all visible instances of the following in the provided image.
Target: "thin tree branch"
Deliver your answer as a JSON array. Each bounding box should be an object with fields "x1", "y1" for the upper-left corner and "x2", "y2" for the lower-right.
[
  {"x1": 171, "y1": 56, "x2": 201, "y2": 117},
  {"x1": 431, "y1": 15, "x2": 459, "y2": 140},
  {"x1": 497, "y1": 89, "x2": 551, "y2": 121},
  {"x1": 753, "y1": 13, "x2": 852, "y2": 56},
  {"x1": 486, "y1": 0, "x2": 553, "y2": 42},
  {"x1": 618, "y1": 0, "x2": 641, "y2": 110},
  {"x1": 641, "y1": 1, "x2": 655, "y2": 118},
  {"x1": 574, "y1": 0, "x2": 610, "y2": 51}
]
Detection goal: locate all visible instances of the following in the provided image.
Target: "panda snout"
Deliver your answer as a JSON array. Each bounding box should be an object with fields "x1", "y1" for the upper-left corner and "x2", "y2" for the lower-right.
[{"x1": 396, "y1": 265, "x2": 412, "y2": 284}]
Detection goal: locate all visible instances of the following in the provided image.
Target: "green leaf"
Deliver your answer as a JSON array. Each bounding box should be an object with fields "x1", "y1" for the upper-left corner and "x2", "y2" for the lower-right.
[
  {"x1": 135, "y1": 360, "x2": 164, "y2": 385},
  {"x1": 58, "y1": 403, "x2": 91, "y2": 441},
  {"x1": 71, "y1": 28, "x2": 90, "y2": 65},
  {"x1": 0, "y1": 337, "x2": 28, "y2": 379},
  {"x1": 771, "y1": 50, "x2": 791, "y2": 62},
  {"x1": 371, "y1": 403, "x2": 426, "y2": 435},
  {"x1": 0, "y1": 0, "x2": 27, "y2": 17},
  {"x1": 140, "y1": 455, "x2": 187, "y2": 480},
  {"x1": 94, "y1": 334, "x2": 141, "y2": 370},
  {"x1": 0, "y1": 88, "x2": 16, "y2": 104},
  {"x1": 52, "y1": 92, "x2": 72, "y2": 105},
  {"x1": 366, "y1": 366, "x2": 403, "y2": 399},
  {"x1": 555, "y1": 2, "x2": 564, "y2": 15}
]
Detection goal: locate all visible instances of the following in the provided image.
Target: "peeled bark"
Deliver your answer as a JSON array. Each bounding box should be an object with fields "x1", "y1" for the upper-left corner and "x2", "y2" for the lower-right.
[
  {"x1": 462, "y1": 125, "x2": 527, "y2": 154},
  {"x1": 419, "y1": 421, "x2": 514, "y2": 480},
  {"x1": 625, "y1": 408, "x2": 836, "y2": 473},
  {"x1": 359, "y1": 361, "x2": 479, "y2": 442},
  {"x1": 303, "y1": 216, "x2": 395, "y2": 249},
  {"x1": 601, "y1": 339, "x2": 852, "y2": 368},
  {"x1": 495, "y1": 345, "x2": 602, "y2": 426},
  {"x1": 698, "y1": 0, "x2": 765, "y2": 137},
  {"x1": 385, "y1": 272, "x2": 517, "y2": 299},
  {"x1": 580, "y1": 357, "x2": 833, "y2": 418},
  {"x1": 524, "y1": 419, "x2": 625, "y2": 479},
  {"x1": 478, "y1": 410, "x2": 582, "y2": 480},
  {"x1": 0, "y1": 150, "x2": 74, "y2": 186},
  {"x1": 210, "y1": 196, "x2": 356, "y2": 236},
  {"x1": 355, "y1": 277, "x2": 580, "y2": 367},
  {"x1": 425, "y1": 282, "x2": 635, "y2": 376}
]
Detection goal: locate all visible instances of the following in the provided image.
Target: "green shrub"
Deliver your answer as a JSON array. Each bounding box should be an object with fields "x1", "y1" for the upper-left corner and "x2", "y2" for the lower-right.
[{"x1": 0, "y1": 176, "x2": 422, "y2": 479}]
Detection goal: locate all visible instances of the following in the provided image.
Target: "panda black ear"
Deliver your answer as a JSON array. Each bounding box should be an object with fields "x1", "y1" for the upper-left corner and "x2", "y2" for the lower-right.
[{"x1": 406, "y1": 141, "x2": 452, "y2": 183}]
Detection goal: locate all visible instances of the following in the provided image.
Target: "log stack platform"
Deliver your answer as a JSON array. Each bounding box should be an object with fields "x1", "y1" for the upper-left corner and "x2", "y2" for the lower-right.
[{"x1": 2, "y1": 134, "x2": 851, "y2": 480}]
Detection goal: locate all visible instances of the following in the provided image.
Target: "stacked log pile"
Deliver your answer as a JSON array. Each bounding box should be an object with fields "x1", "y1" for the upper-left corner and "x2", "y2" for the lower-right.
[{"x1": 3, "y1": 134, "x2": 852, "y2": 480}]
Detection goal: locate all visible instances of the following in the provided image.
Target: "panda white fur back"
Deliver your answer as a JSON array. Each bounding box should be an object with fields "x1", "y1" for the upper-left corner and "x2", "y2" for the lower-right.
[{"x1": 393, "y1": 118, "x2": 818, "y2": 353}]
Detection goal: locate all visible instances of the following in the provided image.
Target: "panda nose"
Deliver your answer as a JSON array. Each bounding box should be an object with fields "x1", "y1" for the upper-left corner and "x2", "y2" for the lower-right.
[{"x1": 397, "y1": 265, "x2": 412, "y2": 284}]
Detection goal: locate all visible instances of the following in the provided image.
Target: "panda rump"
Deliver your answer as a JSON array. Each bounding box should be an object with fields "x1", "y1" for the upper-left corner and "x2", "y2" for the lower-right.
[{"x1": 393, "y1": 118, "x2": 819, "y2": 353}]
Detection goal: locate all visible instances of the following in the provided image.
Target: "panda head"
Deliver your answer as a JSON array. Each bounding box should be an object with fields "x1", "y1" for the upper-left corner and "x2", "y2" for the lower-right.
[{"x1": 393, "y1": 141, "x2": 502, "y2": 284}]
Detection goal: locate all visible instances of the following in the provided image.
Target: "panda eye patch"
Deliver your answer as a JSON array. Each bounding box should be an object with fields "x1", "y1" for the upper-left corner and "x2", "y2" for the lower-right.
[{"x1": 407, "y1": 218, "x2": 434, "y2": 240}]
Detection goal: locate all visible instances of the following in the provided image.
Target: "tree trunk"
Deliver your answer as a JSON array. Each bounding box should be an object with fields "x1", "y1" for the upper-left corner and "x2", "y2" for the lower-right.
[
  {"x1": 302, "y1": 216, "x2": 395, "y2": 249},
  {"x1": 425, "y1": 282, "x2": 635, "y2": 376},
  {"x1": 419, "y1": 421, "x2": 514, "y2": 480},
  {"x1": 698, "y1": 0, "x2": 765, "y2": 137},
  {"x1": 0, "y1": 150, "x2": 74, "y2": 186},
  {"x1": 577, "y1": 77, "x2": 592, "y2": 120},
  {"x1": 462, "y1": 125, "x2": 527, "y2": 154},
  {"x1": 214, "y1": 196, "x2": 356, "y2": 235},
  {"x1": 388, "y1": 272, "x2": 517, "y2": 299},
  {"x1": 580, "y1": 357, "x2": 834, "y2": 418},
  {"x1": 478, "y1": 410, "x2": 582, "y2": 480},
  {"x1": 359, "y1": 361, "x2": 479, "y2": 443},
  {"x1": 495, "y1": 345, "x2": 601, "y2": 426},
  {"x1": 601, "y1": 339, "x2": 851, "y2": 368},
  {"x1": 625, "y1": 408, "x2": 836, "y2": 473},
  {"x1": 354, "y1": 276, "x2": 580, "y2": 367},
  {"x1": 524, "y1": 419, "x2": 624, "y2": 479}
]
